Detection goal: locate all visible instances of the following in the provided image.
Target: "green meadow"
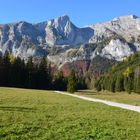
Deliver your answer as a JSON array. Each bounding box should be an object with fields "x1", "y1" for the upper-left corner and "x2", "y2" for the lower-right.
[
  {"x1": 0, "y1": 87, "x2": 140, "y2": 140},
  {"x1": 77, "y1": 90, "x2": 140, "y2": 106}
]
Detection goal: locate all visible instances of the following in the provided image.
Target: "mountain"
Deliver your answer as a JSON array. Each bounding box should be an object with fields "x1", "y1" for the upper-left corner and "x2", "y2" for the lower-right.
[
  {"x1": 0, "y1": 14, "x2": 140, "y2": 75},
  {"x1": 45, "y1": 15, "x2": 94, "y2": 46}
]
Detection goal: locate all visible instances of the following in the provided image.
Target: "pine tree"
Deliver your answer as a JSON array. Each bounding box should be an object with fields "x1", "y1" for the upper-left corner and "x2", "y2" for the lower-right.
[
  {"x1": 11, "y1": 57, "x2": 22, "y2": 86},
  {"x1": 76, "y1": 76, "x2": 87, "y2": 90},
  {"x1": 2, "y1": 51, "x2": 11, "y2": 86},
  {"x1": 95, "y1": 76, "x2": 107, "y2": 92},
  {"x1": 123, "y1": 69, "x2": 133, "y2": 94},
  {"x1": 67, "y1": 70, "x2": 77, "y2": 93},
  {"x1": 11, "y1": 57, "x2": 27, "y2": 87},
  {"x1": 0, "y1": 55, "x2": 3, "y2": 85},
  {"x1": 134, "y1": 67, "x2": 140, "y2": 93},
  {"x1": 127, "y1": 76, "x2": 133, "y2": 94},
  {"x1": 37, "y1": 57, "x2": 48, "y2": 89},
  {"x1": 115, "y1": 74, "x2": 124, "y2": 92},
  {"x1": 109, "y1": 77, "x2": 116, "y2": 92},
  {"x1": 26, "y1": 57, "x2": 34, "y2": 88},
  {"x1": 124, "y1": 76, "x2": 133, "y2": 94},
  {"x1": 124, "y1": 77, "x2": 128, "y2": 91},
  {"x1": 53, "y1": 71, "x2": 67, "y2": 91},
  {"x1": 95, "y1": 80, "x2": 102, "y2": 91}
]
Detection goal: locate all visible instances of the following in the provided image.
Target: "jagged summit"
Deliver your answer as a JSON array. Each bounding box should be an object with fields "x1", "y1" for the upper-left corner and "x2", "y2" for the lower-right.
[
  {"x1": 47, "y1": 15, "x2": 71, "y2": 26},
  {"x1": 18, "y1": 21, "x2": 30, "y2": 24},
  {"x1": 46, "y1": 15, "x2": 73, "y2": 32},
  {"x1": 56, "y1": 15, "x2": 70, "y2": 22},
  {"x1": 45, "y1": 15, "x2": 94, "y2": 46}
]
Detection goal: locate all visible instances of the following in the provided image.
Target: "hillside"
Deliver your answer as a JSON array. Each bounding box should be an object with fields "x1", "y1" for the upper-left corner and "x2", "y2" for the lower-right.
[{"x1": 95, "y1": 51, "x2": 140, "y2": 93}]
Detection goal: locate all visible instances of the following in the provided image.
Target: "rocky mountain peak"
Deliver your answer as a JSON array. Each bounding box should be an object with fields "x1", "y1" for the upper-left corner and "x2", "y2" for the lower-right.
[
  {"x1": 47, "y1": 15, "x2": 71, "y2": 27},
  {"x1": 45, "y1": 15, "x2": 94, "y2": 46},
  {"x1": 56, "y1": 15, "x2": 70, "y2": 23},
  {"x1": 18, "y1": 21, "x2": 31, "y2": 25}
]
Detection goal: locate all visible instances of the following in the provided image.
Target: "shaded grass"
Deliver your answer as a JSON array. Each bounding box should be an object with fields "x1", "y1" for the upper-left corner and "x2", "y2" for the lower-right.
[
  {"x1": 77, "y1": 90, "x2": 140, "y2": 106},
  {"x1": 0, "y1": 87, "x2": 140, "y2": 140}
]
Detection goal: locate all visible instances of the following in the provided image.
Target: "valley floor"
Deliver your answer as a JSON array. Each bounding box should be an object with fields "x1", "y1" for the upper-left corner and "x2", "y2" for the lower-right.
[{"x1": 0, "y1": 87, "x2": 140, "y2": 140}]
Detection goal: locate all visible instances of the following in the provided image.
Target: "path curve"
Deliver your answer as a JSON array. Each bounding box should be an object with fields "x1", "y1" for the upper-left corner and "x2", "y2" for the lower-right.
[{"x1": 55, "y1": 91, "x2": 140, "y2": 113}]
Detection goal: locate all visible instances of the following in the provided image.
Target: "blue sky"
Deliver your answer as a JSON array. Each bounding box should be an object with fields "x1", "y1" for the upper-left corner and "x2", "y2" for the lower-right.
[{"x1": 0, "y1": 0, "x2": 139, "y2": 27}]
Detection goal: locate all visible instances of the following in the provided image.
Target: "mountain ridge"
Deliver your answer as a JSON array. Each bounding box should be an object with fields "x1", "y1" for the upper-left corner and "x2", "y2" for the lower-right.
[{"x1": 0, "y1": 14, "x2": 140, "y2": 73}]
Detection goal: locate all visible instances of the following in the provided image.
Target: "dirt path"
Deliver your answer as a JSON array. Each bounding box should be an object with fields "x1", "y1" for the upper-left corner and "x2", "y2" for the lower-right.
[{"x1": 55, "y1": 91, "x2": 140, "y2": 113}]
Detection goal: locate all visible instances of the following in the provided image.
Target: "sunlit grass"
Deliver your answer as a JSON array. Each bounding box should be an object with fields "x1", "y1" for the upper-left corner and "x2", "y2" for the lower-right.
[
  {"x1": 0, "y1": 87, "x2": 140, "y2": 140},
  {"x1": 77, "y1": 90, "x2": 140, "y2": 106}
]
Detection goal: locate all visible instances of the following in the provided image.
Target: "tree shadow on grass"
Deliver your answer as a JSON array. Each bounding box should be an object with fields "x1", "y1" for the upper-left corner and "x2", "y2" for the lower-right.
[{"x1": 0, "y1": 106, "x2": 36, "y2": 112}]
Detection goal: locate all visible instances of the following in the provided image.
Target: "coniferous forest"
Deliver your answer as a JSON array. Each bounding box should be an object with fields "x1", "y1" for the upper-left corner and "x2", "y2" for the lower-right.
[
  {"x1": 0, "y1": 50, "x2": 140, "y2": 94},
  {"x1": 0, "y1": 51, "x2": 86, "y2": 93},
  {"x1": 95, "y1": 51, "x2": 140, "y2": 94}
]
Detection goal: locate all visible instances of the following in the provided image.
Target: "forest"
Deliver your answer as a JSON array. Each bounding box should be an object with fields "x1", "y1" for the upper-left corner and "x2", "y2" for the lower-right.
[
  {"x1": 0, "y1": 51, "x2": 86, "y2": 93},
  {"x1": 95, "y1": 51, "x2": 140, "y2": 94},
  {"x1": 0, "y1": 50, "x2": 140, "y2": 94}
]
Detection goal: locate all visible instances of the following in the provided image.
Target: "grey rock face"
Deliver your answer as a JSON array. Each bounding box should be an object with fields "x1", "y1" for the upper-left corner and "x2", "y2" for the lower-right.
[
  {"x1": 45, "y1": 15, "x2": 94, "y2": 46},
  {"x1": 0, "y1": 14, "x2": 140, "y2": 66},
  {"x1": 0, "y1": 21, "x2": 47, "y2": 59}
]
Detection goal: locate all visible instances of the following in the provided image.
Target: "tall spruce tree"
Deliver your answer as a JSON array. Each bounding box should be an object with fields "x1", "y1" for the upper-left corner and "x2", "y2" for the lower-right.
[
  {"x1": 123, "y1": 67, "x2": 133, "y2": 94},
  {"x1": 26, "y1": 57, "x2": 34, "y2": 88},
  {"x1": 53, "y1": 71, "x2": 67, "y2": 91},
  {"x1": 109, "y1": 77, "x2": 116, "y2": 92},
  {"x1": 0, "y1": 55, "x2": 3, "y2": 85},
  {"x1": 67, "y1": 70, "x2": 77, "y2": 93},
  {"x1": 37, "y1": 57, "x2": 48, "y2": 89},
  {"x1": 115, "y1": 73, "x2": 124, "y2": 92},
  {"x1": 2, "y1": 51, "x2": 11, "y2": 86},
  {"x1": 95, "y1": 80, "x2": 102, "y2": 91},
  {"x1": 134, "y1": 67, "x2": 140, "y2": 93},
  {"x1": 11, "y1": 57, "x2": 27, "y2": 87}
]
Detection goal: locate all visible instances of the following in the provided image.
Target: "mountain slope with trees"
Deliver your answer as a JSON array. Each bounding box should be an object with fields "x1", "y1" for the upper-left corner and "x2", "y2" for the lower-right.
[{"x1": 95, "y1": 51, "x2": 140, "y2": 93}]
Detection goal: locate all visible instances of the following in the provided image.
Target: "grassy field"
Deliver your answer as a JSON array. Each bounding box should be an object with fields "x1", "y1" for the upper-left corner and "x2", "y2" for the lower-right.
[
  {"x1": 76, "y1": 90, "x2": 140, "y2": 106},
  {"x1": 0, "y1": 88, "x2": 140, "y2": 140}
]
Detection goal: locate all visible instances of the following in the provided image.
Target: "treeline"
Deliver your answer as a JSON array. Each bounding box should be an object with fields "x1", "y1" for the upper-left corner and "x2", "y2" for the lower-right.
[
  {"x1": 95, "y1": 51, "x2": 140, "y2": 94},
  {"x1": 0, "y1": 51, "x2": 86, "y2": 92},
  {"x1": 2, "y1": 50, "x2": 140, "y2": 94}
]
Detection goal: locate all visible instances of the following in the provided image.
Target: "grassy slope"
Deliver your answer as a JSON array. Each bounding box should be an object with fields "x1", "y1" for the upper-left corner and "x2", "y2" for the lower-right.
[
  {"x1": 77, "y1": 90, "x2": 140, "y2": 106},
  {"x1": 0, "y1": 88, "x2": 140, "y2": 140}
]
